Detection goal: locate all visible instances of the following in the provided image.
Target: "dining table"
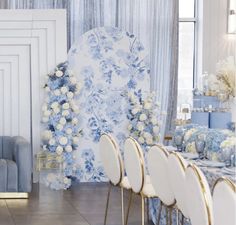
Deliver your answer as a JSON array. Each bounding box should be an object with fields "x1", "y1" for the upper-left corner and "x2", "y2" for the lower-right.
[{"x1": 149, "y1": 145, "x2": 236, "y2": 225}]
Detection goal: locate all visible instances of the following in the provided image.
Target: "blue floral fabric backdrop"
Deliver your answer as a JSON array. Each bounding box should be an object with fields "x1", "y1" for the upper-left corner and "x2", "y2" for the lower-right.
[{"x1": 68, "y1": 27, "x2": 150, "y2": 182}]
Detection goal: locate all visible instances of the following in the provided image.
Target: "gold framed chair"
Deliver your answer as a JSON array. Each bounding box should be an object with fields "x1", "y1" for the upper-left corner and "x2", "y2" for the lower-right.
[
  {"x1": 185, "y1": 164, "x2": 213, "y2": 225},
  {"x1": 213, "y1": 177, "x2": 236, "y2": 225},
  {"x1": 99, "y1": 133, "x2": 131, "y2": 225},
  {"x1": 147, "y1": 144, "x2": 176, "y2": 225},
  {"x1": 124, "y1": 137, "x2": 157, "y2": 225}
]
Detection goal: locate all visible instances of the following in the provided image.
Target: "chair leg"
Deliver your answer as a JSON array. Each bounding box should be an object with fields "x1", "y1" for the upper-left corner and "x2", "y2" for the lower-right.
[
  {"x1": 157, "y1": 201, "x2": 162, "y2": 225},
  {"x1": 181, "y1": 212, "x2": 184, "y2": 225},
  {"x1": 121, "y1": 187, "x2": 124, "y2": 225},
  {"x1": 146, "y1": 198, "x2": 150, "y2": 223},
  {"x1": 169, "y1": 207, "x2": 172, "y2": 225},
  {"x1": 104, "y1": 183, "x2": 112, "y2": 225},
  {"x1": 166, "y1": 206, "x2": 169, "y2": 225},
  {"x1": 125, "y1": 189, "x2": 133, "y2": 225},
  {"x1": 141, "y1": 195, "x2": 145, "y2": 225}
]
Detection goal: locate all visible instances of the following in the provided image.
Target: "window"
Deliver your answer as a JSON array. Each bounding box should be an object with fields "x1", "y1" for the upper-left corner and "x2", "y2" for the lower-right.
[{"x1": 177, "y1": 0, "x2": 197, "y2": 119}]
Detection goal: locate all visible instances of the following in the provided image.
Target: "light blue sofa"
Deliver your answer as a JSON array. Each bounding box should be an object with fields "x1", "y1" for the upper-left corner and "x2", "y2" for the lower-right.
[{"x1": 0, "y1": 136, "x2": 32, "y2": 193}]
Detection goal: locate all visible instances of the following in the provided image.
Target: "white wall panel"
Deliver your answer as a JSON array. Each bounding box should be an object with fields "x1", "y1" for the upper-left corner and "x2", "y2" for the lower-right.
[{"x1": 0, "y1": 9, "x2": 67, "y2": 181}]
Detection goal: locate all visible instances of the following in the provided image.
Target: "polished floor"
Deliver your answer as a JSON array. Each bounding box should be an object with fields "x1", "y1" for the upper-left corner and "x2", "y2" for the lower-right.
[{"x1": 0, "y1": 183, "x2": 154, "y2": 225}]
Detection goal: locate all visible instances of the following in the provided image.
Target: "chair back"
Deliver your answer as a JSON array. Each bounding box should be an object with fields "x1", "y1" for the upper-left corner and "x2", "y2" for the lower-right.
[
  {"x1": 124, "y1": 137, "x2": 145, "y2": 193},
  {"x1": 167, "y1": 152, "x2": 189, "y2": 217},
  {"x1": 185, "y1": 164, "x2": 213, "y2": 225},
  {"x1": 0, "y1": 136, "x2": 15, "y2": 160},
  {"x1": 147, "y1": 145, "x2": 175, "y2": 206},
  {"x1": 99, "y1": 134, "x2": 123, "y2": 185},
  {"x1": 213, "y1": 177, "x2": 236, "y2": 225}
]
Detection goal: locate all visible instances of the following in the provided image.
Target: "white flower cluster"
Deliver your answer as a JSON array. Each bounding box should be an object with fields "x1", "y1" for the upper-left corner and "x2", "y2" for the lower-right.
[
  {"x1": 127, "y1": 92, "x2": 161, "y2": 146},
  {"x1": 220, "y1": 136, "x2": 236, "y2": 149}
]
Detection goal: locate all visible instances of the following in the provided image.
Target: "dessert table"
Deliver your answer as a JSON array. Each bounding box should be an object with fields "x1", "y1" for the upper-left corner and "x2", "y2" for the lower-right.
[{"x1": 149, "y1": 146, "x2": 236, "y2": 225}]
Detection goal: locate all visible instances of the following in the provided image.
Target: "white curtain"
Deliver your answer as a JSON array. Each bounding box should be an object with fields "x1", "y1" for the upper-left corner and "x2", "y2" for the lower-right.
[{"x1": 1, "y1": 0, "x2": 178, "y2": 137}]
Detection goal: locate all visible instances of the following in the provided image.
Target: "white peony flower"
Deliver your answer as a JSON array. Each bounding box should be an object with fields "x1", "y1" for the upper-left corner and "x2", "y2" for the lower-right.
[
  {"x1": 139, "y1": 114, "x2": 147, "y2": 121},
  {"x1": 53, "y1": 107, "x2": 60, "y2": 114},
  {"x1": 62, "y1": 103, "x2": 70, "y2": 110},
  {"x1": 153, "y1": 126, "x2": 159, "y2": 134},
  {"x1": 54, "y1": 89, "x2": 61, "y2": 96},
  {"x1": 62, "y1": 110, "x2": 70, "y2": 117},
  {"x1": 65, "y1": 145, "x2": 73, "y2": 152},
  {"x1": 59, "y1": 136, "x2": 68, "y2": 145},
  {"x1": 66, "y1": 128, "x2": 72, "y2": 135},
  {"x1": 72, "y1": 137, "x2": 79, "y2": 145},
  {"x1": 61, "y1": 86, "x2": 68, "y2": 94},
  {"x1": 55, "y1": 70, "x2": 63, "y2": 77},
  {"x1": 146, "y1": 138, "x2": 153, "y2": 145},
  {"x1": 144, "y1": 102, "x2": 152, "y2": 110},
  {"x1": 151, "y1": 117, "x2": 158, "y2": 125},
  {"x1": 70, "y1": 77, "x2": 77, "y2": 84},
  {"x1": 131, "y1": 107, "x2": 140, "y2": 115},
  {"x1": 51, "y1": 102, "x2": 59, "y2": 109},
  {"x1": 42, "y1": 130, "x2": 52, "y2": 140},
  {"x1": 56, "y1": 146, "x2": 63, "y2": 155},
  {"x1": 59, "y1": 117, "x2": 66, "y2": 125},
  {"x1": 137, "y1": 122, "x2": 144, "y2": 131},
  {"x1": 72, "y1": 118, "x2": 78, "y2": 125},
  {"x1": 67, "y1": 92, "x2": 74, "y2": 99},
  {"x1": 138, "y1": 137, "x2": 145, "y2": 144},
  {"x1": 56, "y1": 124, "x2": 63, "y2": 131},
  {"x1": 49, "y1": 138, "x2": 56, "y2": 145}
]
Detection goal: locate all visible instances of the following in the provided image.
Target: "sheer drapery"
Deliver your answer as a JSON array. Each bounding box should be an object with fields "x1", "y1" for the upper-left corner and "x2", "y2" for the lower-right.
[{"x1": 0, "y1": 0, "x2": 178, "y2": 138}]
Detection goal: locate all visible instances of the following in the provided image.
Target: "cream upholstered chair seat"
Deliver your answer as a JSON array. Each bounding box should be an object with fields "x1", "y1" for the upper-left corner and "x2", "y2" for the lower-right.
[
  {"x1": 185, "y1": 164, "x2": 213, "y2": 225},
  {"x1": 167, "y1": 152, "x2": 189, "y2": 219},
  {"x1": 213, "y1": 177, "x2": 236, "y2": 225}
]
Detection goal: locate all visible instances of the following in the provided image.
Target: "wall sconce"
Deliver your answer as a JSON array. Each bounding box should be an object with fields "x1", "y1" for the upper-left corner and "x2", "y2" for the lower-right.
[{"x1": 228, "y1": 0, "x2": 236, "y2": 34}]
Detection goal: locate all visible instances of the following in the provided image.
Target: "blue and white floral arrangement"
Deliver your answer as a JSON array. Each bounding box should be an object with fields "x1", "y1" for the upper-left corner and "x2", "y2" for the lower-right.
[
  {"x1": 126, "y1": 90, "x2": 161, "y2": 148},
  {"x1": 41, "y1": 62, "x2": 83, "y2": 190}
]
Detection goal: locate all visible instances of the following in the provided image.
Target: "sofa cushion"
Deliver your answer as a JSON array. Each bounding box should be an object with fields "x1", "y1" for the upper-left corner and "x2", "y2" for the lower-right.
[{"x1": 0, "y1": 159, "x2": 18, "y2": 192}]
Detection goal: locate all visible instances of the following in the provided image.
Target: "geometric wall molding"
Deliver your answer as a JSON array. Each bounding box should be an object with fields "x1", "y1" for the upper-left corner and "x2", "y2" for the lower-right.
[{"x1": 0, "y1": 10, "x2": 67, "y2": 181}]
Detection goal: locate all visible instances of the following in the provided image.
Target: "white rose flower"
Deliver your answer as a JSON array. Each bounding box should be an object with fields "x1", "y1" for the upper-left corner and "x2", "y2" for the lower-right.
[
  {"x1": 56, "y1": 124, "x2": 63, "y2": 131},
  {"x1": 59, "y1": 136, "x2": 68, "y2": 145},
  {"x1": 151, "y1": 117, "x2": 158, "y2": 125},
  {"x1": 72, "y1": 118, "x2": 78, "y2": 125},
  {"x1": 65, "y1": 145, "x2": 73, "y2": 152},
  {"x1": 42, "y1": 130, "x2": 52, "y2": 140},
  {"x1": 51, "y1": 102, "x2": 59, "y2": 109},
  {"x1": 139, "y1": 114, "x2": 147, "y2": 121},
  {"x1": 67, "y1": 92, "x2": 74, "y2": 99},
  {"x1": 59, "y1": 117, "x2": 66, "y2": 125},
  {"x1": 138, "y1": 137, "x2": 145, "y2": 144},
  {"x1": 54, "y1": 89, "x2": 61, "y2": 96},
  {"x1": 137, "y1": 122, "x2": 144, "y2": 131},
  {"x1": 127, "y1": 124, "x2": 132, "y2": 130},
  {"x1": 56, "y1": 146, "x2": 63, "y2": 155},
  {"x1": 62, "y1": 110, "x2": 70, "y2": 117},
  {"x1": 62, "y1": 103, "x2": 70, "y2": 110},
  {"x1": 72, "y1": 137, "x2": 79, "y2": 145},
  {"x1": 42, "y1": 117, "x2": 49, "y2": 123},
  {"x1": 66, "y1": 128, "x2": 72, "y2": 135},
  {"x1": 42, "y1": 104, "x2": 48, "y2": 112},
  {"x1": 49, "y1": 138, "x2": 56, "y2": 145},
  {"x1": 61, "y1": 86, "x2": 68, "y2": 94},
  {"x1": 146, "y1": 138, "x2": 153, "y2": 145},
  {"x1": 53, "y1": 107, "x2": 60, "y2": 114},
  {"x1": 55, "y1": 70, "x2": 63, "y2": 77},
  {"x1": 44, "y1": 110, "x2": 51, "y2": 117},
  {"x1": 153, "y1": 126, "x2": 159, "y2": 134},
  {"x1": 131, "y1": 107, "x2": 139, "y2": 115},
  {"x1": 144, "y1": 102, "x2": 152, "y2": 110},
  {"x1": 70, "y1": 77, "x2": 77, "y2": 84}
]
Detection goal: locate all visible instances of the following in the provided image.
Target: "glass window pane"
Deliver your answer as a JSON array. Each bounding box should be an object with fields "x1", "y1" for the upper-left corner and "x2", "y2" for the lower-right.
[
  {"x1": 179, "y1": 0, "x2": 195, "y2": 18},
  {"x1": 177, "y1": 22, "x2": 194, "y2": 119}
]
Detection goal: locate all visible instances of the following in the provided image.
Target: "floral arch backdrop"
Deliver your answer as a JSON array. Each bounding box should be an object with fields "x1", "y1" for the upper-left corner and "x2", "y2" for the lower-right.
[{"x1": 67, "y1": 27, "x2": 151, "y2": 182}]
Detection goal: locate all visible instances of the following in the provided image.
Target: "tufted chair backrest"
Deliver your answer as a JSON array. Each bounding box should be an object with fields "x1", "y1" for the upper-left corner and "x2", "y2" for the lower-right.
[{"x1": 0, "y1": 136, "x2": 15, "y2": 160}]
